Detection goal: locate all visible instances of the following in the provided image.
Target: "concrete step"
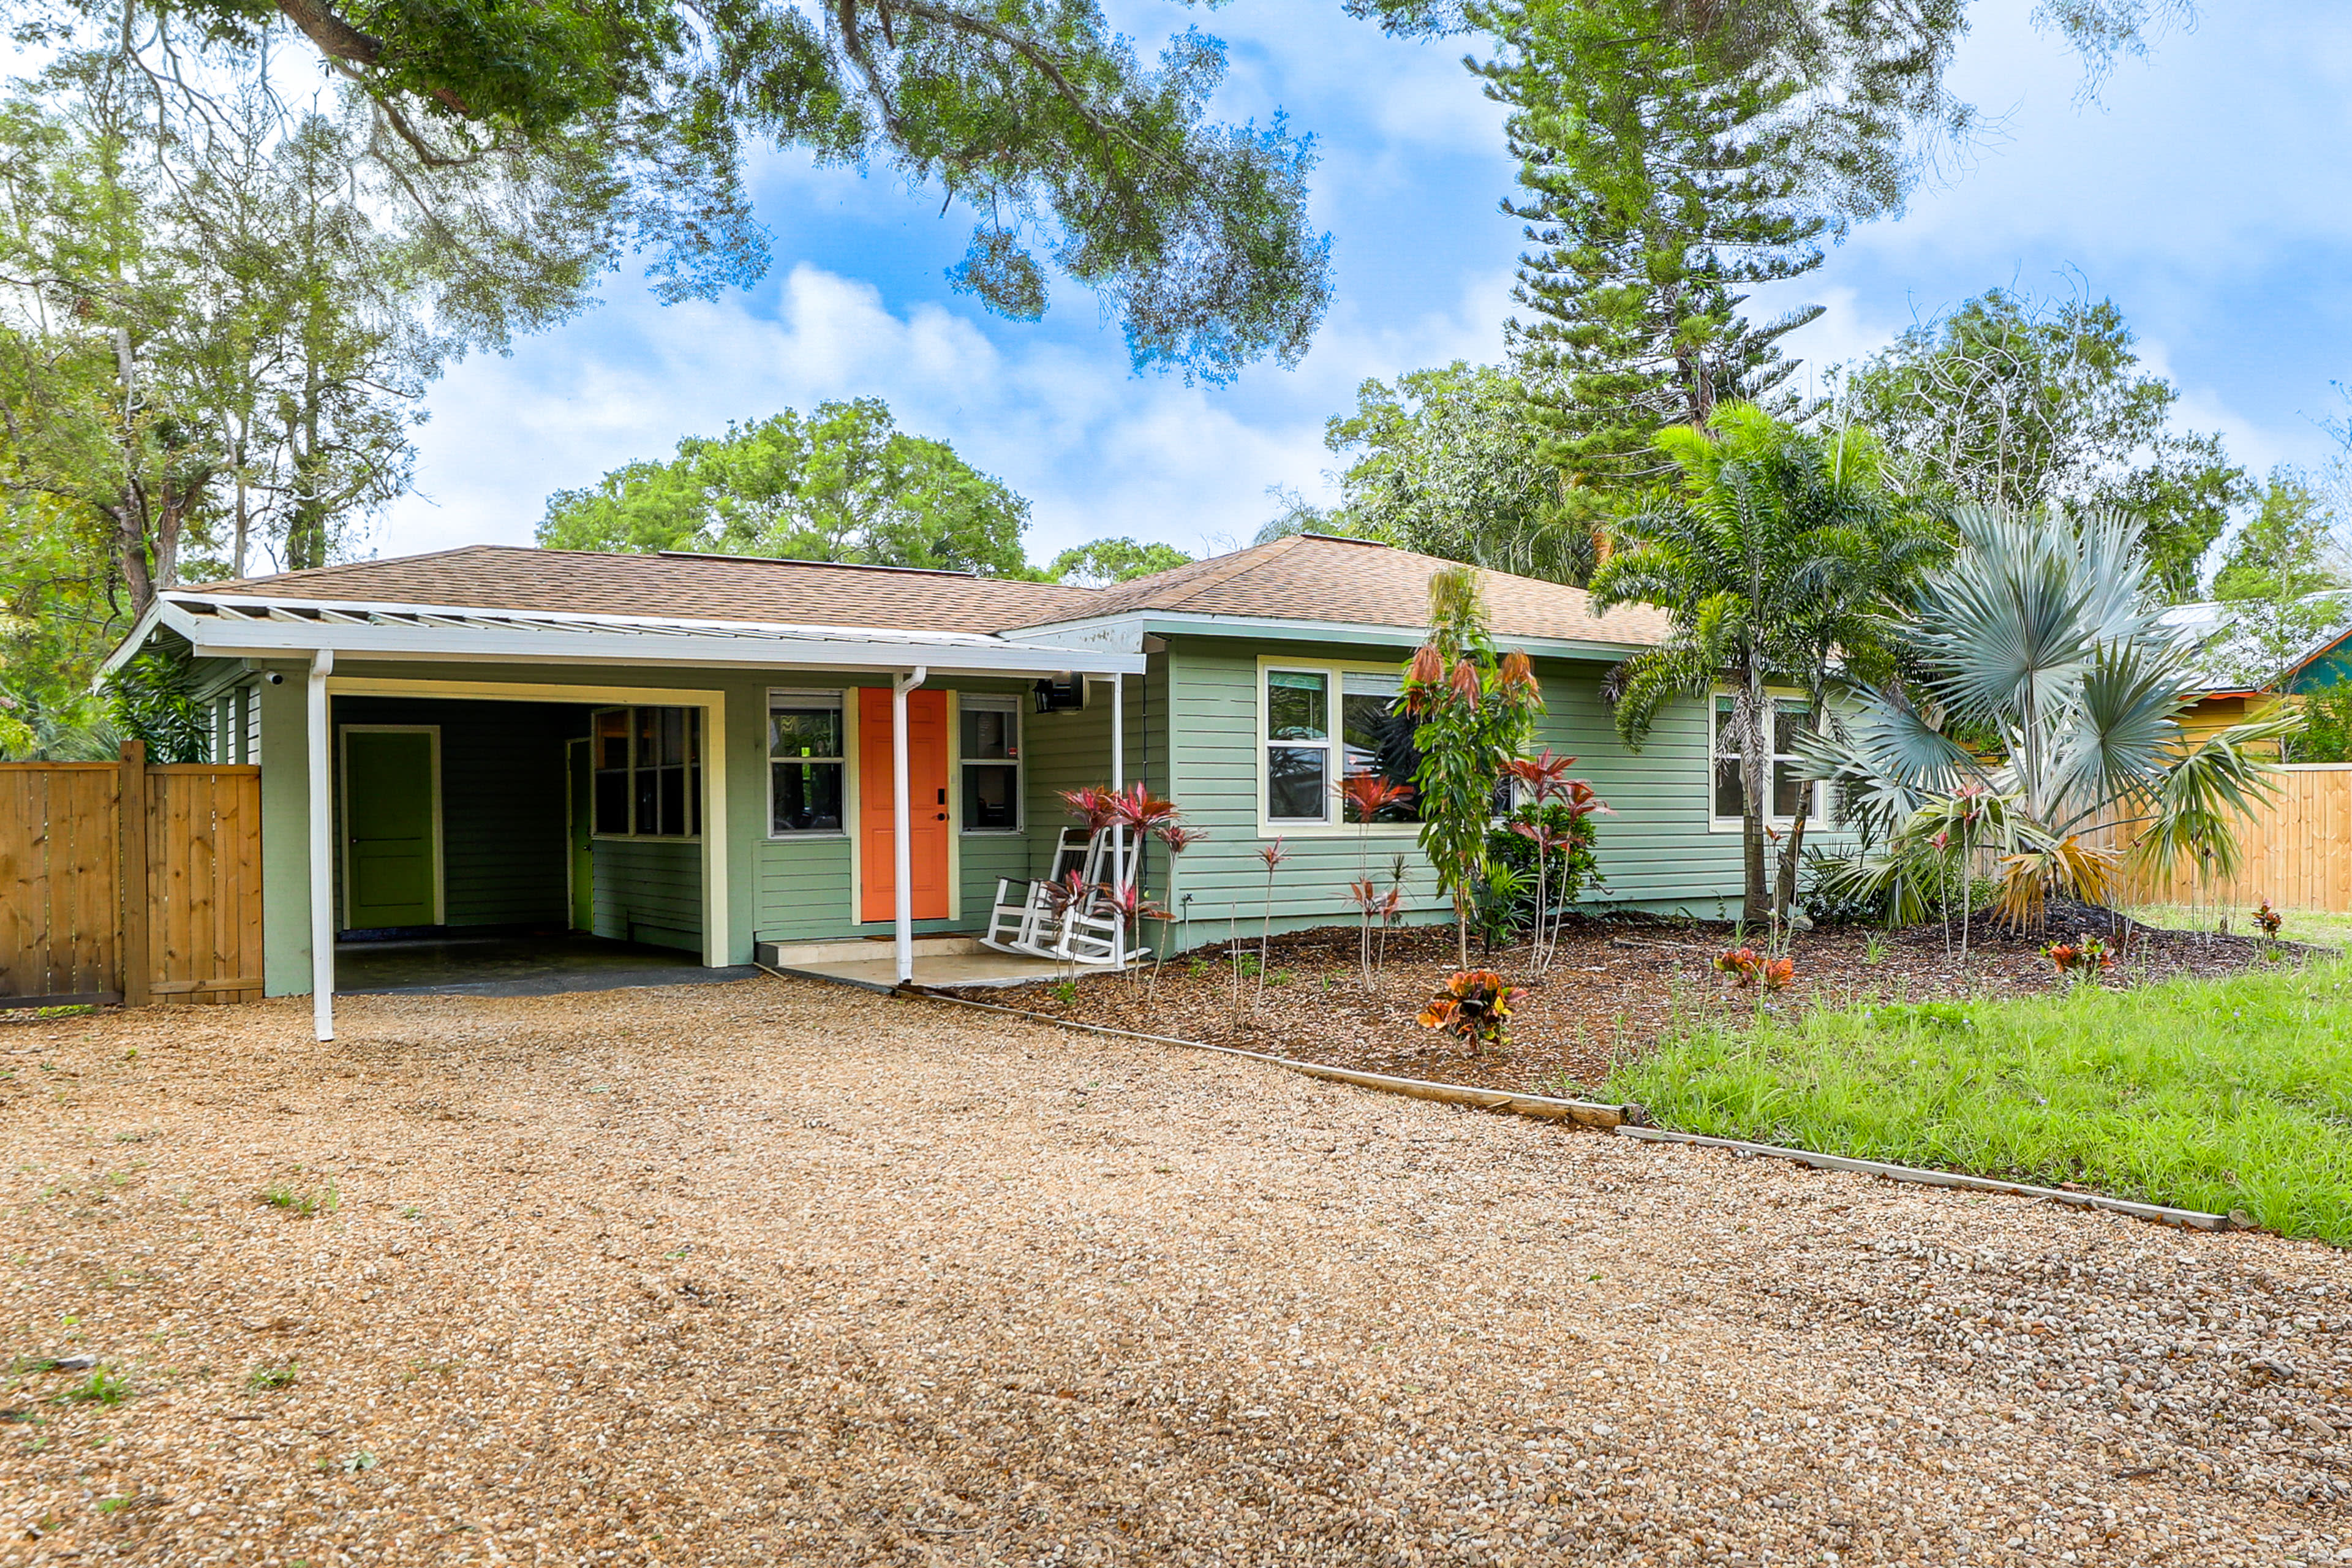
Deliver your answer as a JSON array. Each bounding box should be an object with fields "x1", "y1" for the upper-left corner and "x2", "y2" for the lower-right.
[{"x1": 756, "y1": 934, "x2": 986, "y2": 968}]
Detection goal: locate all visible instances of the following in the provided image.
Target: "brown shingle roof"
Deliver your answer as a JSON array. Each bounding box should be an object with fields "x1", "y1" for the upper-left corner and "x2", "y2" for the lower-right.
[
  {"x1": 187, "y1": 545, "x2": 1100, "y2": 636},
  {"x1": 1010, "y1": 535, "x2": 1672, "y2": 647},
  {"x1": 186, "y1": 536, "x2": 1669, "y2": 648}
]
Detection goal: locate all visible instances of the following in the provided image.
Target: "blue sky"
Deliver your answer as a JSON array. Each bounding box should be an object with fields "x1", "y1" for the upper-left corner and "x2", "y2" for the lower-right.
[{"x1": 380, "y1": 0, "x2": 2352, "y2": 570}]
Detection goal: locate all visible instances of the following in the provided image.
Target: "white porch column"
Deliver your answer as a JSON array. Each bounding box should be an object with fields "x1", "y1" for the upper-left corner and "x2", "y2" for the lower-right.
[
  {"x1": 1110, "y1": 673, "x2": 1125, "y2": 965},
  {"x1": 307, "y1": 649, "x2": 335, "y2": 1041},
  {"x1": 892, "y1": 666, "x2": 927, "y2": 986}
]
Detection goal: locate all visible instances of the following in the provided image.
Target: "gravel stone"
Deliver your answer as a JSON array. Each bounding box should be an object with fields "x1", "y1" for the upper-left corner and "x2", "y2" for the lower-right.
[{"x1": 0, "y1": 980, "x2": 2343, "y2": 1565}]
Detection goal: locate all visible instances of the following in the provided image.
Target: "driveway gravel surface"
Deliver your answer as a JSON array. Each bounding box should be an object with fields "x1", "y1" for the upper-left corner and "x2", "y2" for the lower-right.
[{"x1": 2, "y1": 979, "x2": 2346, "y2": 1566}]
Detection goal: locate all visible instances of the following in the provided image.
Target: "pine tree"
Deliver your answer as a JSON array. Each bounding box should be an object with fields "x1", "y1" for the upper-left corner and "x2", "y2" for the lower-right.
[{"x1": 1473, "y1": 0, "x2": 1966, "y2": 514}]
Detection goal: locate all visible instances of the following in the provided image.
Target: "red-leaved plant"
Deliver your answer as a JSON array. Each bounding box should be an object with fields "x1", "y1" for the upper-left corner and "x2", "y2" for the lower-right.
[
  {"x1": 2044, "y1": 936, "x2": 2113, "y2": 978},
  {"x1": 1417, "y1": 970, "x2": 1528, "y2": 1052}
]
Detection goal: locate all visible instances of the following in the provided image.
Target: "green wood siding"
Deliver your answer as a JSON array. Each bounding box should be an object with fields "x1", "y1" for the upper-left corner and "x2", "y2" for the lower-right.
[
  {"x1": 594, "y1": 837, "x2": 703, "y2": 949},
  {"x1": 331, "y1": 696, "x2": 573, "y2": 931},
  {"x1": 750, "y1": 677, "x2": 1074, "y2": 943},
  {"x1": 1153, "y1": 635, "x2": 1755, "y2": 946}
]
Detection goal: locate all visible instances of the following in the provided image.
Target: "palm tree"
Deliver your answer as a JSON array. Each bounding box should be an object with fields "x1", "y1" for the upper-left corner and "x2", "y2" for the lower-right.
[
  {"x1": 1590, "y1": 403, "x2": 1931, "y2": 922},
  {"x1": 1806, "y1": 505, "x2": 2299, "y2": 928}
]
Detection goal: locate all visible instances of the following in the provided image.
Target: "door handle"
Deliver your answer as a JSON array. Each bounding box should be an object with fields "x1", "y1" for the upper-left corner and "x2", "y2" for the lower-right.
[{"x1": 935, "y1": 812, "x2": 948, "y2": 821}]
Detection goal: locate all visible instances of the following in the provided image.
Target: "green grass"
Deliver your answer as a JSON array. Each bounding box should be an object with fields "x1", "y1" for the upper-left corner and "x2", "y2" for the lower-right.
[
  {"x1": 244, "y1": 1359, "x2": 298, "y2": 1392},
  {"x1": 53, "y1": 1366, "x2": 128, "y2": 1406},
  {"x1": 1606, "y1": 960, "x2": 2352, "y2": 1245},
  {"x1": 257, "y1": 1182, "x2": 336, "y2": 1218},
  {"x1": 2122, "y1": 901, "x2": 2352, "y2": 949}
]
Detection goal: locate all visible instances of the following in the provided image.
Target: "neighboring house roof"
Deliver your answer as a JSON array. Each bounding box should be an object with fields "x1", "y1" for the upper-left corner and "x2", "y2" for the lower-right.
[
  {"x1": 186, "y1": 545, "x2": 1100, "y2": 636},
  {"x1": 1009, "y1": 533, "x2": 1675, "y2": 648},
  {"x1": 172, "y1": 533, "x2": 1673, "y2": 652},
  {"x1": 2162, "y1": 592, "x2": 2352, "y2": 697}
]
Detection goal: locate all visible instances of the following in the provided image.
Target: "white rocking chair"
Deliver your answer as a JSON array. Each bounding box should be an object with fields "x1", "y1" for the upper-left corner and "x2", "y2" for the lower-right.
[
  {"x1": 981, "y1": 828, "x2": 1103, "y2": 959},
  {"x1": 980, "y1": 827, "x2": 1148, "y2": 967},
  {"x1": 1056, "y1": 829, "x2": 1147, "y2": 967}
]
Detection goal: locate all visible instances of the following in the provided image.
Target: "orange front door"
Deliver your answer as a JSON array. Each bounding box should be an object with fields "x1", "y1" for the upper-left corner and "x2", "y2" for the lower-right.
[{"x1": 859, "y1": 687, "x2": 952, "y2": 923}]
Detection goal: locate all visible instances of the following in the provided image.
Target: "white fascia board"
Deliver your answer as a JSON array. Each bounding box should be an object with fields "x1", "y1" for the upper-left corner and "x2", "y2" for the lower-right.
[
  {"x1": 176, "y1": 591, "x2": 1011, "y2": 646},
  {"x1": 179, "y1": 616, "x2": 1142, "y2": 676},
  {"x1": 1011, "y1": 609, "x2": 1647, "y2": 661},
  {"x1": 94, "y1": 597, "x2": 205, "y2": 680}
]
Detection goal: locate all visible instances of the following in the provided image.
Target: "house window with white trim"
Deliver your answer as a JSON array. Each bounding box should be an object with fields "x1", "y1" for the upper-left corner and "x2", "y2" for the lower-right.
[
  {"x1": 1264, "y1": 664, "x2": 1427, "y2": 826},
  {"x1": 1266, "y1": 668, "x2": 1332, "y2": 821},
  {"x1": 594, "y1": 706, "x2": 703, "y2": 838},
  {"x1": 1711, "y1": 694, "x2": 1823, "y2": 827},
  {"x1": 768, "y1": 691, "x2": 845, "y2": 834},
  {"x1": 960, "y1": 695, "x2": 1021, "y2": 832}
]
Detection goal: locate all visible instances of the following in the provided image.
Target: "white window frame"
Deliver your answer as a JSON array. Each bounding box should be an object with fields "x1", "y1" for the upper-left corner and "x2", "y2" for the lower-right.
[
  {"x1": 590, "y1": 704, "x2": 706, "y2": 842},
  {"x1": 1254, "y1": 655, "x2": 1434, "y2": 838},
  {"x1": 766, "y1": 688, "x2": 848, "y2": 839},
  {"x1": 957, "y1": 692, "x2": 1023, "y2": 835},
  {"x1": 1708, "y1": 689, "x2": 1826, "y2": 832}
]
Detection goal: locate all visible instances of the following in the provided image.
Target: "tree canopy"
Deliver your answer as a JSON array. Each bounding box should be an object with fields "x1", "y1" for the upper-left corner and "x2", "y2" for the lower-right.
[
  {"x1": 1325, "y1": 360, "x2": 1591, "y2": 582},
  {"x1": 1835, "y1": 288, "x2": 2247, "y2": 598},
  {"x1": 537, "y1": 399, "x2": 1033, "y2": 575},
  {"x1": 2207, "y1": 467, "x2": 2351, "y2": 688},
  {"x1": 1046, "y1": 537, "x2": 1193, "y2": 586},
  {"x1": 13, "y1": 0, "x2": 1336, "y2": 383}
]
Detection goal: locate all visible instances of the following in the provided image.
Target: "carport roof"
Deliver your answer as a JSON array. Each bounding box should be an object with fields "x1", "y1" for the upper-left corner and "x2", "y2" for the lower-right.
[{"x1": 106, "y1": 587, "x2": 1142, "y2": 677}]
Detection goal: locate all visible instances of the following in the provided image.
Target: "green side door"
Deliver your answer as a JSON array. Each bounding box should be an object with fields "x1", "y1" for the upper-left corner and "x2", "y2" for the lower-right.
[
  {"x1": 568, "y1": 738, "x2": 594, "y2": 932},
  {"x1": 343, "y1": 729, "x2": 438, "y2": 930}
]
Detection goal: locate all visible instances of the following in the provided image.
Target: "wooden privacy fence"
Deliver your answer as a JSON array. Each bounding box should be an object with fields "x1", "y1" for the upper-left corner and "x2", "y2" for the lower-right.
[
  {"x1": 2111, "y1": 764, "x2": 2352, "y2": 914},
  {"x1": 0, "y1": 743, "x2": 262, "y2": 1008}
]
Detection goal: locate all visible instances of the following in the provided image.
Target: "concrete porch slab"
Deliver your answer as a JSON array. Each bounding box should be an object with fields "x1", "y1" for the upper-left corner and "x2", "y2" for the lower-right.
[{"x1": 764, "y1": 948, "x2": 1129, "y2": 993}]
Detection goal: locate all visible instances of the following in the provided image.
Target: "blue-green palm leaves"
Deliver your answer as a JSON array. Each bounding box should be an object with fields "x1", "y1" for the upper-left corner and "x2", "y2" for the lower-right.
[{"x1": 1807, "y1": 502, "x2": 2299, "y2": 919}]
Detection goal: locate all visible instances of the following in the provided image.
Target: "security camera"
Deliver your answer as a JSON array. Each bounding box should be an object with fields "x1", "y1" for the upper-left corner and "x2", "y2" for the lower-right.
[{"x1": 264, "y1": 671, "x2": 284, "y2": 685}]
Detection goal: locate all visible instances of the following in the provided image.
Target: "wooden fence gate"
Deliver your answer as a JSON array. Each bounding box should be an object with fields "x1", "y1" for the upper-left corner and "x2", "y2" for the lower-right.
[{"x1": 0, "y1": 743, "x2": 262, "y2": 1008}]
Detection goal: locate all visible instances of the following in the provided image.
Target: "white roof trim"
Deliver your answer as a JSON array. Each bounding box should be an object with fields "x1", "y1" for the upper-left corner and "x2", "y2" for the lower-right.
[{"x1": 108, "y1": 591, "x2": 1144, "y2": 677}]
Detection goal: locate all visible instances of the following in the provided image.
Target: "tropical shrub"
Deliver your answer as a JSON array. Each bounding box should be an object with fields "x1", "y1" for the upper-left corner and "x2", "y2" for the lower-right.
[
  {"x1": 1417, "y1": 970, "x2": 1528, "y2": 1051},
  {"x1": 1483, "y1": 799, "x2": 1605, "y2": 934},
  {"x1": 1805, "y1": 505, "x2": 2299, "y2": 929},
  {"x1": 1403, "y1": 565, "x2": 1544, "y2": 967}
]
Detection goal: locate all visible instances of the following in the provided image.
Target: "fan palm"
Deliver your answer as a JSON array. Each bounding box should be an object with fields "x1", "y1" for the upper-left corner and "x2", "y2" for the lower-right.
[
  {"x1": 1805, "y1": 505, "x2": 2300, "y2": 927},
  {"x1": 1591, "y1": 402, "x2": 1936, "y2": 921}
]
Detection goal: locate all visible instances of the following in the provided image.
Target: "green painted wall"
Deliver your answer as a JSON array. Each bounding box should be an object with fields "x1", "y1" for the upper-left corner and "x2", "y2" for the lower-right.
[
  {"x1": 592, "y1": 838, "x2": 703, "y2": 949},
  {"x1": 751, "y1": 676, "x2": 1066, "y2": 944},
  {"x1": 257, "y1": 664, "x2": 313, "y2": 996},
  {"x1": 249, "y1": 635, "x2": 1777, "y2": 991},
  {"x1": 331, "y1": 696, "x2": 573, "y2": 931},
  {"x1": 1152, "y1": 635, "x2": 1757, "y2": 949}
]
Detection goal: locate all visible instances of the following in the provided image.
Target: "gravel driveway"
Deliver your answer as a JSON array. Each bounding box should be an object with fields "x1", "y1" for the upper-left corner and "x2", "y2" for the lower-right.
[{"x1": 2, "y1": 979, "x2": 2346, "y2": 1566}]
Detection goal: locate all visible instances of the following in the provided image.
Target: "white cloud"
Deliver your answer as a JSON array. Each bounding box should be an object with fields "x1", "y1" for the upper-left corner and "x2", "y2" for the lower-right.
[{"x1": 383, "y1": 255, "x2": 1517, "y2": 566}]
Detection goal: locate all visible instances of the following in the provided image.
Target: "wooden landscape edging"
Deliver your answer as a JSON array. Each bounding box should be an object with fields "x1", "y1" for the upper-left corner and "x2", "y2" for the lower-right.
[
  {"x1": 1614, "y1": 1126, "x2": 2244, "y2": 1231},
  {"x1": 904, "y1": 986, "x2": 2246, "y2": 1235},
  {"x1": 901, "y1": 986, "x2": 1639, "y2": 1130}
]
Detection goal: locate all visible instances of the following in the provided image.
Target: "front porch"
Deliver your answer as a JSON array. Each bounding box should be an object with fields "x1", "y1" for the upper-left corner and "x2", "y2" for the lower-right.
[{"x1": 756, "y1": 933, "x2": 1133, "y2": 992}]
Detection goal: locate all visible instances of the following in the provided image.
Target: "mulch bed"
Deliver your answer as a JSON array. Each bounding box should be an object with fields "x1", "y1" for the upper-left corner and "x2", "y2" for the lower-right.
[{"x1": 946, "y1": 907, "x2": 2317, "y2": 1097}]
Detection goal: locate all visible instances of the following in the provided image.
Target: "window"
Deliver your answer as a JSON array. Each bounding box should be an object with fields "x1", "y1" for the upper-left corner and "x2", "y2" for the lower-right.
[
  {"x1": 1711, "y1": 695, "x2": 1823, "y2": 826},
  {"x1": 1266, "y1": 668, "x2": 1331, "y2": 821},
  {"x1": 591, "y1": 706, "x2": 702, "y2": 838},
  {"x1": 1264, "y1": 663, "x2": 1433, "y2": 826},
  {"x1": 1340, "y1": 669, "x2": 1422, "y2": 823},
  {"x1": 960, "y1": 695, "x2": 1021, "y2": 832},
  {"x1": 768, "y1": 692, "x2": 845, "y2": 834}
]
